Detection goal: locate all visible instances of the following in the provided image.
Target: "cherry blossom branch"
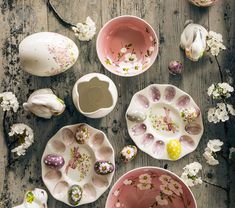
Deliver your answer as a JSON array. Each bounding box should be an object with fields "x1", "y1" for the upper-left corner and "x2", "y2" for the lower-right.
[
  {"x1": 203, "y1": 179, "x2": 228, "y2": 192},
  {"x1": 215, "y1": 56, "x2": 224, "y2": 83},
  {"x1": 47, "y1": 0, "x2": 76, "y2": 28}
]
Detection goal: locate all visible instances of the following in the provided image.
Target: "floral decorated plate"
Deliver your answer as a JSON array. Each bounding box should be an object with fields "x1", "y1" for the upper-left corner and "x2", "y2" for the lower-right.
[
  {"x1": 188, "y1": 0, "x2": 218, "y2": 7},
  {"x1": 96, "y1": 15, "x2": 159, "y2": 77},
  {"x1": 106, "y1": 167, "x2": 197, "y2": 208},
  {"x1": 126, "y1": 84, "x2": 203, "y2": 161},
  {"x1": 41, "y1": 123, "x2": 115, "y2": 206}
]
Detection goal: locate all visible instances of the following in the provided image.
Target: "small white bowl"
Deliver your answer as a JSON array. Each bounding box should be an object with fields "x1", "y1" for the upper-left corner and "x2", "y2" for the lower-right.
[{"x1": 72, "y1": 73, "x2": 118, "y2": 118}]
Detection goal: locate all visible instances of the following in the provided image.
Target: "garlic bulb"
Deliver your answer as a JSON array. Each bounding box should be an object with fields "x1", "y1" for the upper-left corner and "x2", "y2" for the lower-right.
[
  {"x1": 180, "y1": 21, "x2": 208, "y2": 61},
  {"x1": 23, "y1": 89, "x2": 65, "y2": 119}
]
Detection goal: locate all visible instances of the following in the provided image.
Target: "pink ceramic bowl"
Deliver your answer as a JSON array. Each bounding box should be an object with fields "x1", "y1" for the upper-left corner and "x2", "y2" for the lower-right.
[
  {"x1": 96, "y1": 15, "x2": 159, "y2": 77},
  {"x1": 188, "y1": 0, "x2": 218, "y2": 7},
  {"x1": 106, "y1": 167, "x2": 197, "y2": 208}
]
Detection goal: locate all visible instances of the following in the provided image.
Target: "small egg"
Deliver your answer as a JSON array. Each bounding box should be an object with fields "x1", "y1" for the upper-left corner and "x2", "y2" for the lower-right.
[
  {"x1": 68, "y1": 185, "x2": 83, "y2": 206},
  {"x1": 120, "y1": 145, "x2": 137, "y2": 163},
  {"x1": 167, "y1": 139, "x2": 182, "y2": 160},
  {"x1": 94, "y1": 161, "x2": 114, "y2": 175},
  {"x1": 127, "y1": 110, "x2": 147, "y2": 123},
  {"x1": 43, "y1": 154, "x2": 65, "y2": 169}
]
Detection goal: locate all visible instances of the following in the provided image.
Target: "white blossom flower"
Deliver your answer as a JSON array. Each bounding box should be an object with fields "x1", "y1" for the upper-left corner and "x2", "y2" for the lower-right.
[
  {"x1": 207, "y1": 139, "x2": 223, "y2": 152},
  {"x1": 0, "y1": 92, "x2": 19, "y2": 112},
  {"x1": 123, "y1": 179, "x2": 132, "y2": 185},
  {"x1": 203, "y1": 148, "x2": 219, "y2": 166},
  {"x1": 208, "y1": 103, "x2": 229, "y2": 123},
  {"x1": 72, "y1": 16, "x2": 96, "y2": 41},
  {"x1": 137, "y1": 182, "x2": 152, "y2": 190},
  {"x1": 125, "y1": 53, "x2": 137, "y2": 62},
  {"x1": 208, "y1": 107, "x2": 219, "y2": 123},
  {"x1": 180, "y1": 172, "x2": 203, "y2": 187},
  {"x1": 180, "y1": 162, "x2": 202, "y2": 187},
  {"x1": 227, "y1": 104, "x2": 235, "y2": 116},
  {"x1": 155, "y1": 195, "x2": 168, "y2": 206},
  {"x1": 9, "y1": 123, "x2": 34, "y2": 156},
  {"x1": 229, "y1": 147, "x2": 235, "y2": 159},
  {"x1": 207, "y1": 83, "x2": 234, "y2": 99},
  {"x1": 207, "y1": 31, "x2": 226, "y2": 56},
  {"x1": 203, "y1": 139, "x2": 223, "y2": 166},
  {"x1": 139, "y1": 173, "x2": 152, "y2": 184},
  {"x1": 120, "y1": 47, "x2": 127, "y2": 53}
]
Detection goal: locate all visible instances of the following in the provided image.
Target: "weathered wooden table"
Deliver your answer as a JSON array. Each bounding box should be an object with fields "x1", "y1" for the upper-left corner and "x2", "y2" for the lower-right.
[{"x1": 0, "y1": 0, "x2": 235, "y2": 207}]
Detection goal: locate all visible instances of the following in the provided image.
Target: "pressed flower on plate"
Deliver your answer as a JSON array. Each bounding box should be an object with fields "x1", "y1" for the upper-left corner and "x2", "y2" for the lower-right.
[
  {"x1": 9, "y1": 123, "x2": 34, "y2": 156},
  {"x1": 155, "y1": 195, "x2": 168, "y2": 206},
  {"x1": 125, "y1": 53, "x2": 138, "y2": 62},
  {"x1": 139, "y1": 173, "x2": 152, "y2": 184}
]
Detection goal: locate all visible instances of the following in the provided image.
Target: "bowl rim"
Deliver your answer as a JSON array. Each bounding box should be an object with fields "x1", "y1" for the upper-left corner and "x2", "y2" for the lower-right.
[
  {"x1": 105, "y1": 166, "x2": 197, "y2": 208},
  {"x1": 96, "y1": 15, "x2": 159, "y2": 77},
  {"x1": 72, "y1": 73, "x2": 118, "y2": 117}
]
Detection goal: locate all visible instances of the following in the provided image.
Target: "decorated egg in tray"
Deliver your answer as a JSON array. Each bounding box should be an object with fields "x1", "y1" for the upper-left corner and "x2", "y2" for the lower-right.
[
  {"x1": 126, "y1": 84, "x2": 204, "y2": 161},
  {"x1": 41, "y1": 123, "x2": 115, "y2": 206}
]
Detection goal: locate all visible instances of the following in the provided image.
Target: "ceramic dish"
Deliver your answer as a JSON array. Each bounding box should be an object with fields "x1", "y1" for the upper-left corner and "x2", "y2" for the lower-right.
[
  {"x1": 41, "y1": 123, "x2": 115, "y2": 206},
  {"x1": 72, "y1": 73, "x2": 118, "y2": 118},
  {"x1": 126, "y1": 84, "x2": 203, "y2": 161},
  {"x1": 106, "y1": 167, "x2": 197, "y2": 208},
  {"x1": 96, "y1": 15, "x2": 159, "y2": 77},
  {"x1": 188, "y1": 0, "x2": 218, "y2": 7}
]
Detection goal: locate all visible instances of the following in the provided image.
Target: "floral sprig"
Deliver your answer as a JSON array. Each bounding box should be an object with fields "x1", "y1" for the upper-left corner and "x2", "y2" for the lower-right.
[
  {"x1": 206, "y1": 31, "x2": 226, "y2": 56},
  {"x1": 203, "y1": 139, "x2": 223, "y2": 165},
  {"x1": 9, "y1": 123, "x2": 34, "y2": 156},
  {"x1": 207, "y1": 83, "x2": 234, "y2": 123},
  {"x1": 72, "y1": 17, "x2": 96, "y2": 41},
  {"x1": 0, "y1": 92, "x2": 19, "y2": 113},
  {"x1": 207, "y1": 83, "x2": 234, "y2": 99},
  {"x1": 180, "y1": 162, "x2": 203, "y2": 187}
]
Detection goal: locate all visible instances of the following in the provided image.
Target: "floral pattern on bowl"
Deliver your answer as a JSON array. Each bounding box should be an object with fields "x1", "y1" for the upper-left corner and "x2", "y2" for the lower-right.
[
  {"x1": 126, "y1": 84, "x2": 204, "y2": 161},
  {"x1": 41, "y1": 123, "x2": 115, "y2": 206},
  {"x1": 105, "y1": 167, "x2": 197, "y2": 208},
  {"x1": 96, "y1": 15, "x2": 159, "y2": 77}
]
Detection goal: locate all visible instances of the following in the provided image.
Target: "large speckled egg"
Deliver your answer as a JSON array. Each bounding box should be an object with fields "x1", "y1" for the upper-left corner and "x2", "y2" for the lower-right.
[
  {"x1": 19, "y1": 32, "x2": 79, "y2": 77},
  {"x1": 44, "y1": 154, "x2": 65, "y2": 169},
  {"x1": 167, "y1": 139, "x2": 182, "y2": 160}
]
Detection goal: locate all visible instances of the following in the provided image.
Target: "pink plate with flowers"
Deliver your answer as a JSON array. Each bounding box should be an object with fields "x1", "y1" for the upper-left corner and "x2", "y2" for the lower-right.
[
  {"x1": 41, "y1": 123, "x2": 115, "y2": 206},
  {"x1": 106, "y1": 167, "x2": 197, "y2": 208},
  {"x1": 96, "y1": 15, "x2": 159, "y2": 77},
  {"x1": 126, "y1": 84, "x2": 204, "y2": 161},
  {"x1": 188, "y1": 0, "x2": 218, "y2": 7}
]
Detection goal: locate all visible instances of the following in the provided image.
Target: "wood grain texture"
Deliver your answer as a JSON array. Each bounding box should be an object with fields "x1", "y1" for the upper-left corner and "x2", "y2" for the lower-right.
[{"x1": 0, "y1": 0, "x2": 234, "y2": 207}]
